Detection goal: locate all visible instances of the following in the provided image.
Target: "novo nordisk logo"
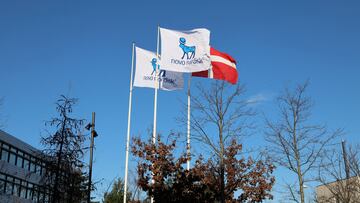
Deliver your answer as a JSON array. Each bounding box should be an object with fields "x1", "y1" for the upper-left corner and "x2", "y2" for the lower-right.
[
  {"x1": 143, "y1": 58, "x2": 176, "y2": 85},
  {"x1": 151, "y1": 58, "x2": 166, "y2": 77},
  {"x1": 170, "y1": 37, "x2": 203, "y2": 66},
  {"x1": 179, "y1": 37, "x2": 195, "y2": 59}
]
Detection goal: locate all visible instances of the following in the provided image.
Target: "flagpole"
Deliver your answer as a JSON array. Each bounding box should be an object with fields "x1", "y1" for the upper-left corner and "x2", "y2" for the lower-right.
[
  {"x1": 153, "y1": 25, "x2": 160, "y2": 145},
  {"x1": 150, "y1": 25, "x2": 160, "y2": 203},
  {"x1": 123, "y1": 42, "x2": 135, "y2": 203},
  {"x1": 186, "y1": 76, "x2": 191, "y2": 170}
]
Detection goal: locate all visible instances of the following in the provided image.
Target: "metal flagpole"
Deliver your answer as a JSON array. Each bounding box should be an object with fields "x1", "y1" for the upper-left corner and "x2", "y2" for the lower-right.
[
  {"x1": 150, "y1": 25, "x2": 160, "y2": 203},
  {"x1": 153, "y1": 25, "x2": 160, "y2": 145},
  {"x1": 186, "y1": 76, "x2": 191, "y2": 170},
  {"x1": 123, "y1": 43, "x2": 135, "y2": 203}
]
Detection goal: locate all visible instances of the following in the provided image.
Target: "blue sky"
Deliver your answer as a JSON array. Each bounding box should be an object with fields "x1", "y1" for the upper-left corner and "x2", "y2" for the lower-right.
[{"x1": 1, "y1": 0, "x2": 360, "y2": 201}]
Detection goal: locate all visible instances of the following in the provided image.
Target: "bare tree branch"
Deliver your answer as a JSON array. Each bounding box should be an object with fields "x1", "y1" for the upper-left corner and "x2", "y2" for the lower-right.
[{"x1": 265, "y1": 81, "x2": 342, "y2": 203}]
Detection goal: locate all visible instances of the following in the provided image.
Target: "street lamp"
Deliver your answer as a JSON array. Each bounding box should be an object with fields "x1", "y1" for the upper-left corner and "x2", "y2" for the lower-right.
[{"x1": 86, "y1": 112, "x2": 98, "y2": 203}]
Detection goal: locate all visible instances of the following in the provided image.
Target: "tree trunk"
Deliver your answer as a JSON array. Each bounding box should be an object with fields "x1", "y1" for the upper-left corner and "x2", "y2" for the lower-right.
[
  {"x1": 293, "y1": 113, "x2": 305, "y2": 203},
  {"x1": 298, "y1": 173, "x2": 305, "y2": 203},
  {"x1": 52, "y1": 117, "x2": 67, "y2": 203},
  {"x1": 219, "y1": 120, "x2": 225, "y2": 203},
  {"x1": 220, "y1": 161, "x2": 225, "y2": 203}
]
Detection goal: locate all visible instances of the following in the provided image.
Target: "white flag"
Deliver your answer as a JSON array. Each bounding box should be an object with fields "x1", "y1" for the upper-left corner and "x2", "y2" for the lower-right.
[
  {"x1": 133, "y1": 47, "x2": 184, "y2": 91},
  {"x1": 159, "y1": 27, "x2": 211, "y2": 73}
]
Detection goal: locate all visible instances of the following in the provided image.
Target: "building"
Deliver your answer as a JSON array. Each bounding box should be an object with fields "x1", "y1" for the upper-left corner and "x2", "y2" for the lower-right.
[
  {"x1": 316, "y1": 176, "x2": 360, "y2": 203},
  {"x1": 0, "y1": 130, "x2": 51, "y2": 203}
]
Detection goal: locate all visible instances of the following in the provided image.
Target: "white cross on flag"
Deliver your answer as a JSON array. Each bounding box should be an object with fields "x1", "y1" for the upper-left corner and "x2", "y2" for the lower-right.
[
  {"x1": 133, "y1": 46, "x2": 184, "y2": 91},
  {"x1": 159, "y1": 27, "x2": 211, "y2": 73}
]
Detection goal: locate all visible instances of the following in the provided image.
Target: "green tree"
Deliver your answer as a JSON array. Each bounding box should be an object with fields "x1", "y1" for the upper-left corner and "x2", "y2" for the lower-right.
[{"x1": 103, "y1": 178, "x2": 132, "y2": 203}]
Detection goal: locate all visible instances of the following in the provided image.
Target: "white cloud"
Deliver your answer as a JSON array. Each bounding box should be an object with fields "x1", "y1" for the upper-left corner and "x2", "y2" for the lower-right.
[{"x1": 246, "y1": 93, "x2": 274, "y2": 105}]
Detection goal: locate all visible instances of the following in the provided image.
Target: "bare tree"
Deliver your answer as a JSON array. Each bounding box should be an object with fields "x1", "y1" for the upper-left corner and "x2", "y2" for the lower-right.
[
  {"x1": 188, "y1": 81, "x2": 272, "y2": 203},
  {"x1": 316, "y1": 143, "x2": 360, "y2": 203},
  {"x1": 265, "y1": 81, "x2": 342, "y2": 203}
]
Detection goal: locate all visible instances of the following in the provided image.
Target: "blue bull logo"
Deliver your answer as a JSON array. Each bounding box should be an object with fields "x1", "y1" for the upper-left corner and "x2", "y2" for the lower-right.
[
  {"x1": 151, "y1": 58, "x2": 166, "y2": 77},
  {"x1": 179, "y1": 37, "x2": 196, "y2": 59}
]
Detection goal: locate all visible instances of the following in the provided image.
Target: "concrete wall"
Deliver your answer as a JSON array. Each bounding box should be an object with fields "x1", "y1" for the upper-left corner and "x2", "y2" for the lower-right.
[{"x1": 316, "y1": 176, "x2": 360, "y2": 203}]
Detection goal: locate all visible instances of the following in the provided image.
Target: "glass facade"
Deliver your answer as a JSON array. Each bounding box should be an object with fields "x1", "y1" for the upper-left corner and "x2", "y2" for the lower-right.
[
  {"x1": 0, "y1": 140, "x2": 51, "y2": 202},
  {"x1": 0, "y1": 141, "x2": 45, "y2": 176},
  {"x1": 0, "y1": 172, "x2": 50, "y2": 202}
]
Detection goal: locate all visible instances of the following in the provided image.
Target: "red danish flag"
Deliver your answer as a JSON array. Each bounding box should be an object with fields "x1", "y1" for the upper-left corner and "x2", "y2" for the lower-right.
[{"x1": 192, "y1": 47, "x2": 238, "y2": 84}]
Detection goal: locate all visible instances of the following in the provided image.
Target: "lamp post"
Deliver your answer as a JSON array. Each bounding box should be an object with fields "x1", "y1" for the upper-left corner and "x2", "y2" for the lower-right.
[{"x1": 86, "y1": 112, "x2": 98, "y2": 203}]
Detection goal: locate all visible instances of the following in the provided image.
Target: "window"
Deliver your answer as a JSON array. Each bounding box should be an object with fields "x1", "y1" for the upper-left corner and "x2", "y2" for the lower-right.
[
  {"x1": 23, "y1": 158, "x2": 30, "y2": 170},
  {"x1": 0, "y1": 142, "x2": 48, "y2": 176},
  {"x1": 5, "y1": 182, "x2": 12, "y2": 195},
  {"x1": 18, "y1": 151, "x2": 24, "y2": 156},
  {"x1": 16, "y1": 156, "x2": 24, "y2": 168},
  {"x1": 32, "y1": 189, "x2": 38, "y2": 201},
  {"x1": 2, "y1": 143, "x2": 9, "y2": 150},
  {"x1": 6, "y1": 176, "x2": 13, "y2": 195},
  {"x1": 28, "y1": 183, "x2": 33, "y2": 199},
  {"x1": 36, "y1": 163, "x2": 41, "y2": 175},
  {"x1": 10, "y1": 146, "x2": 16, "y2": 153},
  {"x1": 1, "y1": 149, "x2": 8, "y2": 161},
  {"x1": 13, "y1": 178, "x2": 20, "y2": 197},
  {"x1": 23, "y1": 153, "x2": 30, "y2": 160},
  {"x1": 9, "y1": 152, "x2": 16, "y2": 165},
  {"x1": 30, "y1": 162, "x2": 36, "y2": 173},
  {"x1": 31, "y1": 157, "x2": 37, "y2": 173},
  {"x1": 0, "y1": 175, "x2": 5, "y2": 193},
  {"x1": 20, "y1": 181, "x2": 27, "y2": 198},
  {"x1": 17, "y1": 151, "x2": 24, "y2": 167},
  {"x1": 0, "y1": 172, "x2": 53, "y2": 202}
]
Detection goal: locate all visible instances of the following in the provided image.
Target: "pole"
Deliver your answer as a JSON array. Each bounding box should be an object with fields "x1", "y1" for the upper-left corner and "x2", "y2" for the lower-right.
[
  {"x1": 150, "y1": 25, "x2": 160, "y2": 203},
  {"x1": 342, "y1": 140, "x2": 350, "y2": 179},
  {"x1": 88, "y1": 112, "x2": 95, "y2": 203},
  {"x1": 123, "y1": 43, "x2": 135, "y2": 203},
  {"x1": 186, "y1": 76, "x2": 191, "y2": 170},
  {"x1": 153, "y1": 25, "x2": 160, "y2": 144}
]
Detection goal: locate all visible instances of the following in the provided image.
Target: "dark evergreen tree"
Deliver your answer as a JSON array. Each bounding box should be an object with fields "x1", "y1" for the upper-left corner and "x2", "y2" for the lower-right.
[{"x1": 41, "y1": 95, "x2": 88, "y2": 203}]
